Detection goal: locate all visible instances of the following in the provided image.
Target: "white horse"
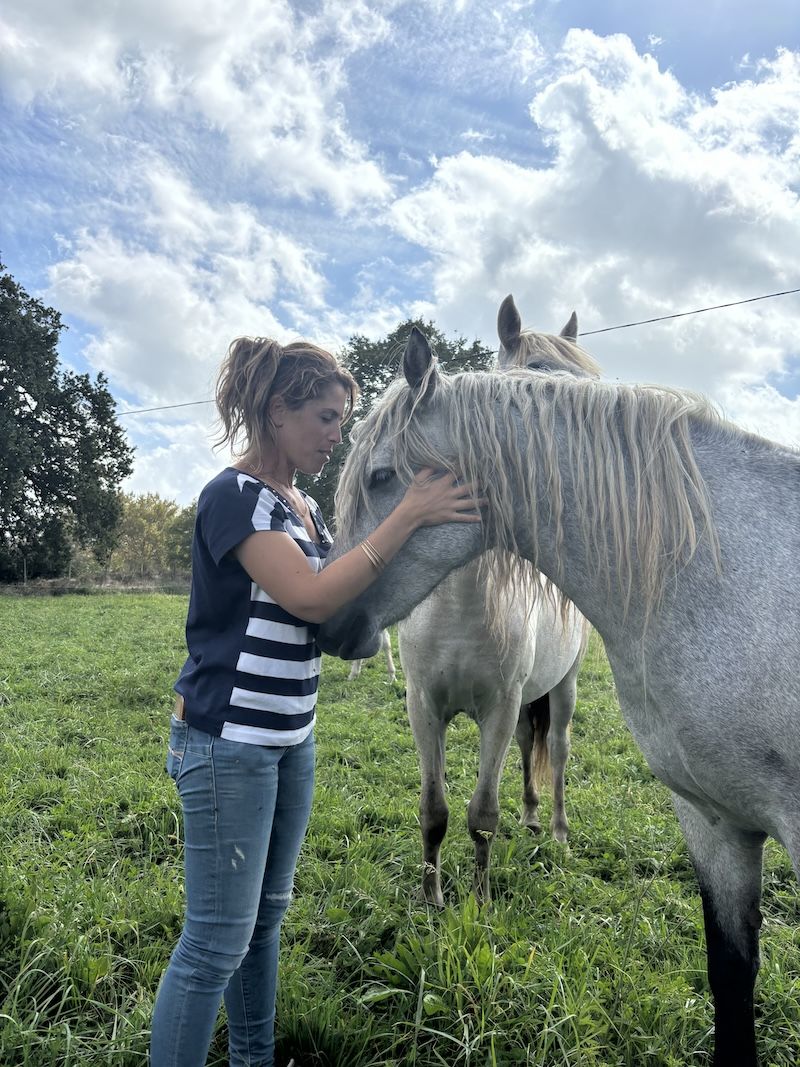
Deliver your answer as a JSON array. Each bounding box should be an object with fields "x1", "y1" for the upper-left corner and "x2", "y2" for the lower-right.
[
  {"x1": 399, "y1": 562, "x2": 587, "y2": 905},
  {"x1": 347, "y1": 628, "x2": 396, "y2": 683},
  {"x1": 319, "y1": 318, "x2": 800, "y2": 1067},
  {"x1": 398, "y1": 299, "x2": 595, "y2": 905}
]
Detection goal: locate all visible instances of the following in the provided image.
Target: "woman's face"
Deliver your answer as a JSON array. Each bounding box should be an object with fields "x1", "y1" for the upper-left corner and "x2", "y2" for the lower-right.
[{"x1": 271, "y1": 382, "x2": 348, "y2": 475}]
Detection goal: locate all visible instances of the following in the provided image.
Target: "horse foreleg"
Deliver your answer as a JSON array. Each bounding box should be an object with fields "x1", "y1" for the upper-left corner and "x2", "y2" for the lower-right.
[
  {"x1": 548, "y1": 666, "x2": 578, "y2": 844},
  {"x1": 407, "y1": 689, "x2": 448, "y2": 907},
  {"x1": 469, "y1": 701, "x2": 519, "y2": 905},
  {"x1": 347, "y1": 659, "x2": 363, "y2": 680},
  {"x1": 672, "y1": 795, "x2": 764, "y2": 1067}
]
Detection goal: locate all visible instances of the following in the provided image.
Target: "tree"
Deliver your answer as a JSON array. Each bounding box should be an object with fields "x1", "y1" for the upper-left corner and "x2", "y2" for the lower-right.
[
  {"x1": 0, "y1": 261, "x2": 134, "y2": 581},
  {"x1": 165, "y1": 499, "x2": 197, "y2": 574},
  {"x1": 109, "y1": 494, "x2": 196, "y2": 579},
  {"x1": 296, "y1": 319, "x2": 494, "y2": 523}
]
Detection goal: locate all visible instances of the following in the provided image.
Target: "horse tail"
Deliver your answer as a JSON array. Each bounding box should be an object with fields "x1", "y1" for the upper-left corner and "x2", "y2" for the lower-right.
[{"x1": 529, "y1": 693, "x2": 551, "y2": 789}]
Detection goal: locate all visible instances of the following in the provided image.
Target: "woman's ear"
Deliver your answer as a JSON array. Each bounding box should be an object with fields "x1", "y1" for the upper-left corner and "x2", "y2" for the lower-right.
[{"x1": 268, "y1": 395, "x2": 286, "y2": 428}]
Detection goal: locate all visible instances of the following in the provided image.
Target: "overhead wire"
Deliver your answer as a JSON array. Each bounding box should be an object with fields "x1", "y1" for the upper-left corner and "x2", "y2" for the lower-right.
[
  {"x1": 115, "y1": 285, "x2": 800, "y2": 417},
  {"x1": 580, "y1": 286, "x2": 800, "y2": 336}
]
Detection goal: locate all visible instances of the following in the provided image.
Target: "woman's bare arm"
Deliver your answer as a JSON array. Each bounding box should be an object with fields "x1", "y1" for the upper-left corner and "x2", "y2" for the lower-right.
[{"x1": 234, "y1": 470, "x2": 483, "y2": 624}]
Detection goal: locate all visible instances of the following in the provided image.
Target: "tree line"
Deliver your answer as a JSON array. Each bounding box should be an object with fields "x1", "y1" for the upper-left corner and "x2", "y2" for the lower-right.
[{"x1": 1, "y1": 259, "x2": 494, "y2": 583}]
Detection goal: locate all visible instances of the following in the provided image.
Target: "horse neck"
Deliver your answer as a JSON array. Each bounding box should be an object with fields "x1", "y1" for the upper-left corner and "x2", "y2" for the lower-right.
[
  {"x1": 503, "y1": 399, "x2": 794, "y2": 645},
  {"x1": 500, "y1": 399, "x2": 694, "y2": 641}
]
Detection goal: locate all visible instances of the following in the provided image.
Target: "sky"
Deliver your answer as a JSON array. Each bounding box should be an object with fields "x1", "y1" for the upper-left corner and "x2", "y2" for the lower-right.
[{"x1": 2, "y1": 0, "x2": 799, "y2": 505}]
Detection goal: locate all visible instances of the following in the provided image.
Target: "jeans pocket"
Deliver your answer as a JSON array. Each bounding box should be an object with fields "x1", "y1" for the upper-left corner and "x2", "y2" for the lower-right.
[{"x1": 165, "y1": 714, "x2": 189, "y2": 783}]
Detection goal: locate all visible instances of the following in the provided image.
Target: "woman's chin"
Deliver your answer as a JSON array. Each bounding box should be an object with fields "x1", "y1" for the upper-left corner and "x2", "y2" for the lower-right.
[{"x1": 299, "y1": 459, "x2": 327, "y2": 477}]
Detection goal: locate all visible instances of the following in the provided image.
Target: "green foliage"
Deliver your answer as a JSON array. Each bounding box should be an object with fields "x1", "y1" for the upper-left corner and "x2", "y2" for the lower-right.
[
  {"x1": 0, "y1": 262, "x2": 134, "y2": 580},
  {"x1": 108, "y1": 494, "x2": 196, "y2": 580},
  {"x1": 297, "y1": 321, "x2": 494, "y2": 524},
  {"x1": 1, "y1": 599, "x2": 799, "y2": 1065}
]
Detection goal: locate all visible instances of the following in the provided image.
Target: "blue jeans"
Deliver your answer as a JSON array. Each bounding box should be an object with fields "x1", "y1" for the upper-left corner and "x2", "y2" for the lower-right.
[{"x1": 150, "y1": 718, "x2": 315, "y2": 1066}]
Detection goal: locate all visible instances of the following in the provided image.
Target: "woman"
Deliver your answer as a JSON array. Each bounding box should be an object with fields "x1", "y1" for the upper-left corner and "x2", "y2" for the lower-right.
[{"x1": 150, "y1": 336, "x2": 482, "y2": 1067}]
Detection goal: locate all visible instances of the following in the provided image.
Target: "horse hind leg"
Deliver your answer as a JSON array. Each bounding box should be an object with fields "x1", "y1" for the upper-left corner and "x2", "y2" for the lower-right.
[
  {"x1": 547, "y1": 665, "x2": 579, "y2": 844},
  {"x1": 347, "y1": 659, "x2": 363, "y2": 680},
  {"x1": 516, "y1": 695, "x2": 547, "y2": 834},
  {"x1": 672, "y1": 795, "x2": 764, "y2": 1067}
]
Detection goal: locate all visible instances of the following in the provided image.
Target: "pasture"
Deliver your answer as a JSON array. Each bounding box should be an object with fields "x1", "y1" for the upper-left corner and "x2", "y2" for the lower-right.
[{"x1": 0, "y1": 595, "x2": 798, "y2": 1066}]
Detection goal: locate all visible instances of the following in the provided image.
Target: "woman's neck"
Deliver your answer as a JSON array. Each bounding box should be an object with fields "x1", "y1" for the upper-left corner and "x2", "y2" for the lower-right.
[{"x1": 240, "y1": 453, "x2": 296, "y2": 488}]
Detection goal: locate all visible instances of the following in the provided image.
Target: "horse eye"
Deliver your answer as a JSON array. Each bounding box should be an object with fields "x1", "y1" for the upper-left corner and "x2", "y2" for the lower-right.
[
  {"x1": 526, "y1": 360, "x2": 548, "y2": 372},
  {"x1": 368, "y1": 468, "x2": 395, "y2": 489}
]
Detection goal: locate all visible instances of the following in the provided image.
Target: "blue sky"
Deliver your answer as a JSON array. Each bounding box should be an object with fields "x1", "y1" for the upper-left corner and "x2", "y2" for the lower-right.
[{"x1": 2, "y1": 0, "x2": 799, "y2": 503}]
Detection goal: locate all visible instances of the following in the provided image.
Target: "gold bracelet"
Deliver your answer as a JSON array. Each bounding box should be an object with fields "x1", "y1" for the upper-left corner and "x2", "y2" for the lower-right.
[
  {"x1": 363, "y1": 537, "x2": 387, "y2": 570},
  {"x1": 360, "y1": 539, "x2": 385, "y2": 572},
  {"x1": 362, "y1": 537, "x2": 386, "y2": 571},
  {"x1": 360, "y1": 542, "x2": 380, "y2": 571}
]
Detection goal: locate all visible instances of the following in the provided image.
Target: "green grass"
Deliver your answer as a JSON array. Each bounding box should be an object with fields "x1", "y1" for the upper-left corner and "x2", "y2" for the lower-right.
[{"x1": 0, "y1": 595, "x2": 798, "y2": 1065}]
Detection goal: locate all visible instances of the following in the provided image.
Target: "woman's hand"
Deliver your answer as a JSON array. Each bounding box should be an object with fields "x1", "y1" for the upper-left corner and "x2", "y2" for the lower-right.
[{"x1": 397, "y1": 467, "x2": 486, "y2": 529}]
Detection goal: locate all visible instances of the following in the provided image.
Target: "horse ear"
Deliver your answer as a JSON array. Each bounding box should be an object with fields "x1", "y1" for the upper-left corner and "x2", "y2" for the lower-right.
[
  {"x1": 559, "y1": 311, "x2": 578, "y2": 342},
  {"x1": 497, "y1": 294, "x2": 522, "y2": 367},
  {"x1": 403, "y1": 326, "x2": 437, "y2": 398}
]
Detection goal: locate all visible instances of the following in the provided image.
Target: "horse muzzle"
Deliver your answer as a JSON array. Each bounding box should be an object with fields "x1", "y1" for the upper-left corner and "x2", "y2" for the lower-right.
[{"x1": 317, "y1": 609, "x2": 381, "y2": 661}]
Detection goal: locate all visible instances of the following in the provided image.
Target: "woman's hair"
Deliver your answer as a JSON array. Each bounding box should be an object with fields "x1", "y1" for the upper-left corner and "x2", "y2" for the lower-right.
[{"x1": 215, "y1": 337, "x2": 359, "y2": 467}]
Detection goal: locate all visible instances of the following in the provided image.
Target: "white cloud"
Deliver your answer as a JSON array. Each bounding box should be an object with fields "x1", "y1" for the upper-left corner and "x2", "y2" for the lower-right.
[
  {"x1": 47, "y1": 164, "x2": 329, "y2": 401},
  {"x1": 7, "y1": 11, "x2": 800, "y2": 506},
  {"x1": 0, "y1": 0, "x2": 394, "y2": 211},
  {"x1": 516, "y1": 29, "x2": 548, "y2": 82},
  {"x1": 388, "y1": 29, "x2": 800, "y2": 446},
  {"x1": 719, "y1": 381, "x2": 800, "y2": 448},
  {"x1": 461, "y1": 129, "x2": 495, "y2": 143},
  {"x1": 122, "y1": 414, "x2": 221, "y2": 503}
]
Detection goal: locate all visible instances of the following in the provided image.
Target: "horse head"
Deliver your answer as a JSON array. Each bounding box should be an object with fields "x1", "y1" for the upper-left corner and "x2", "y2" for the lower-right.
[
  {"x1": 316, "y1": 327, "x2": 487, "y2": 660},
  {"x1": 496, "y1": 294, "x2": 599, "y2": 377}
]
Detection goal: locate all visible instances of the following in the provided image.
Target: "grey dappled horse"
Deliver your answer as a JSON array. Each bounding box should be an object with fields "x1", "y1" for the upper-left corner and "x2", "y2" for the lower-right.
[
  {"x1": 398, "y1": 300, "x2": 593, "y2": 905},
  {"x1": 319, "y1": 317, "x2": 800, "y2": 1067}
]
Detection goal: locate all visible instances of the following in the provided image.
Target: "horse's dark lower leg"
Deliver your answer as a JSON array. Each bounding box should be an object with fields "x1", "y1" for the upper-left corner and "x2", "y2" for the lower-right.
[
  {"x1": 467, "y1": 792, "x2": 499, "y2": 904},
  {"x1": 420, "y1": 779, "x2": 448, "y2": 907},
  {"x1": 700, "y1": 884, "x2": 761, "y2": 1066},
  {"x1": 672, "y1": 795, "x2": 764, "y2": 1067},
  {"x1": 516, "y1": 698, "x2": 546, "y2": 832},
  {"x1": 407, "y1": 689, "x2": 450, "y2": 907},
  {"x1": 548, "y1": 675, "x2": 577, "y2": 844}
]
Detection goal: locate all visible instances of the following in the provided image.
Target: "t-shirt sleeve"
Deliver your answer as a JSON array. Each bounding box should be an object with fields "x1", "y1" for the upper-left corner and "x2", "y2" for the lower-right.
[{"x1": 199, "y1": 474, "x2": 287, "y2": 566}]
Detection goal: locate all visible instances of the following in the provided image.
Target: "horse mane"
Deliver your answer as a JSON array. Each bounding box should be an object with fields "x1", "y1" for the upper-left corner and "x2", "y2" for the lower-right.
[
  {"x1": 336, "y1": 369, "x2": 724, "y2": 629},
  {"x1": 502, "y1": 329, "x2": 603, "y2": 378}
]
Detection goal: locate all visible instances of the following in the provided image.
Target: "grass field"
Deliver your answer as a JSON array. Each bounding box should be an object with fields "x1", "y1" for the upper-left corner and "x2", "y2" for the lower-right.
[{"x1": 0, "y1": 594, "x2": 798, "y2": 1066}]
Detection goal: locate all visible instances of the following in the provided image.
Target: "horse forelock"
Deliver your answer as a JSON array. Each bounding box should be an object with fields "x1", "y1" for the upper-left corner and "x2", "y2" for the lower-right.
[
  {"x1": 336, "y1": 369, "x2": 725, "y2": 628},
  {"x1": 504, "y1": 330, "x2": 603, "y2": 378}
]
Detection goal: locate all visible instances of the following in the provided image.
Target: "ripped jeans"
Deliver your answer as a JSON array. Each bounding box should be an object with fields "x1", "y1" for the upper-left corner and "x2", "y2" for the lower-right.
[{"x1": 150, "y1": 719, "x2": 315, "y2": 1067}]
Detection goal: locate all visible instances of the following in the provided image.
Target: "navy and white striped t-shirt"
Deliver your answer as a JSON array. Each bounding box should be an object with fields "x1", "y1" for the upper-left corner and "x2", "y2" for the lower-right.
[{"x1": 175, "y1": 467, "x2": 332, "y2": 746}]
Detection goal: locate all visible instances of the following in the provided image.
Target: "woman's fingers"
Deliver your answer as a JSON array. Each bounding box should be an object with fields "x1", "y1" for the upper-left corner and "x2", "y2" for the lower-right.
[{"x1": 405, "y1": 468, "x2": 487, "y2": 525}]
